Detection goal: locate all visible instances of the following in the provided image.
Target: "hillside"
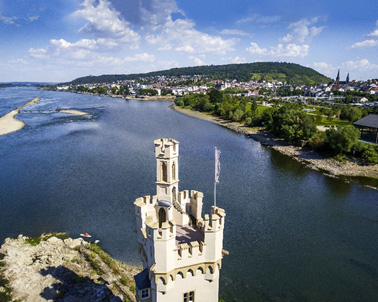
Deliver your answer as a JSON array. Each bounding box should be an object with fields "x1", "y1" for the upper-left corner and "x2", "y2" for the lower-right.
[{"x1": 65, "y1": 62, "x2": 332, "y2": 86}]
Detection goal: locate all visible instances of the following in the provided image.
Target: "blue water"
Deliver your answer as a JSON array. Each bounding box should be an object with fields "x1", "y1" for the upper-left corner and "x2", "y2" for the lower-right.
[{"x1": 1, "y1": 87, "x2": 378, "y2": 301}]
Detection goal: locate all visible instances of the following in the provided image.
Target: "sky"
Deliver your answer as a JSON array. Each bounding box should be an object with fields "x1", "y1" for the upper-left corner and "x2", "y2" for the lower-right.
[{"x1": 1, "y1": 0, "x2": 378, "y2": 83}]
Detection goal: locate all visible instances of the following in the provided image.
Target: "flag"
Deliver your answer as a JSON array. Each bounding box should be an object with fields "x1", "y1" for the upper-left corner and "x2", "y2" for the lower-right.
[{"x1": 215, "y1": 147, "x2": 221, "y2": 183}]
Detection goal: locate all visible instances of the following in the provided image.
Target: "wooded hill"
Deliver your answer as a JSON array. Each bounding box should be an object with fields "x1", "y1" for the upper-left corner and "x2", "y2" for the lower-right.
[{"x1": 64, "y1": 62, "x2": 332, "y2": 86}]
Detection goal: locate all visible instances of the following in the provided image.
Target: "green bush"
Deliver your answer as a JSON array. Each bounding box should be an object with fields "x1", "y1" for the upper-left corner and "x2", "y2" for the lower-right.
[
  {"x1": 326, "y1": 125, "x2": 360, "y2": 154},
  {"x1": 308, "y1": 131, "x2": 327, "y2": 150}
]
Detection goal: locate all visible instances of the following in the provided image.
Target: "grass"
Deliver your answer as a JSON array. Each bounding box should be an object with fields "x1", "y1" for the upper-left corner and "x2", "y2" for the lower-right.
[
  {"x1": 313, "y1": 116, "x2": 351, "y2": 127},
  {"x1": 25, "y1": 232, "x2": 70, "y2": 246},
  {"x1": 87, "y1": 244, "x2": 136, "y2": 294}
]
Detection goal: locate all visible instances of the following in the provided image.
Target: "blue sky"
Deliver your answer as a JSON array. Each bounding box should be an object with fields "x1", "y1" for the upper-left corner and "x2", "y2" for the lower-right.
[{"x1": 1, "y1": 0, "x2": 378, "y2": 82}]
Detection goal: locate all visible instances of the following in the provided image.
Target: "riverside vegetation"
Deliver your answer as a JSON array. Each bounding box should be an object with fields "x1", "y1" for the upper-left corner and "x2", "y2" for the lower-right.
[
  {"x1": 0, "y1": 233, "x2": 139, "y2": 302},
  {"x1": 174, "y1": 89, "x2": 378, "y2": 166}
]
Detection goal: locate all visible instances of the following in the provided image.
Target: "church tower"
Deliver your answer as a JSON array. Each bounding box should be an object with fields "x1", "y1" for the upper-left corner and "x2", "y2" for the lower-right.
[
  {"x1": 334, "y1": 69, "x2": 340, "y2": 90},
  {"x1": 133, "y1": 138, "x2": 227, "y2": 302}
]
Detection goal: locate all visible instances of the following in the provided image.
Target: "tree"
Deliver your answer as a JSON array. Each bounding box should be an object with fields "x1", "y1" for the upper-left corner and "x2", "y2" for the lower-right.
[
  {"x1": 251, "y1": 99, "x2": 258, "y2": 113},
  {"x1": 267, "y1": 104, "x2": 316, "y2": 143},
  {"x1": 326, "y1": 125, "x2": 360, "y2": 154},
  {"x1": 208, "y1": 89, "x2": 223, "y2": 103}
]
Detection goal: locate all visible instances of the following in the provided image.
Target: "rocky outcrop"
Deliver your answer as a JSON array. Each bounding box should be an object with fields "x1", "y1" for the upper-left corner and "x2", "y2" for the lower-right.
[{"x1": 0, "y1": 233, "x2": 140, "y2": 302}]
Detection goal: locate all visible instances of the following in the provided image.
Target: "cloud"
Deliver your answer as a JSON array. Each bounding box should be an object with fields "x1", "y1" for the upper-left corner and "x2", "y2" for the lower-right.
[
  {"x1": 246, "y1": 42, "x2": 268, "y2": 55},
  {"x1": 124, "y1": 53, "x2": 155, "y2": 62},
  {"x1": 246, "y1": 42, "x2": 309, "y2": 58},
  {"x1": 344, "y1": 59, "x2": 378, "y2": 70},
  {"x1": 368, "y1": 29, "x2": 378, "y2": 37},
  {"x1": 351, "y1": 39, "x2": 377, "y2": 48},
  {"x1": 313, "y1": 62, "x2": 336, "y2": 76},
  {"x1": 175, "y1": 45, "x2": 195, "y2": 53},
  {"x1": 367, "y1": 21, "x2": 378, "y2": 36},
  {"x1": 220, "y1": 29, "x2": 250, "y2": 36},
  {"x1": 27, "y1": 16, "x2": 40, "y2": 22},
  {"x1": 29, "y1": 37, "x2": 124, "y2": 61},
  {"x1": 190, "y1": 57, "x2": 205, "y2": 66},
  {"x1": 237, "y1": 14, "x2": 280, "y2": 25},
  {"x1": 147, "y1": 18, "x2": 236, "y2": 55},
  {"x1": 72, "y1": 0, "x2": 140, "y2": 46},
  {"x1": 231, "y1": 56, "x2": 247, "y2": 64},
  {"x1": 0, "y1": 14, "x2": 17, "y2": 25},
  {"x1": 108, "y1": 0, "x2": 181, "y2": 29},
  {"x1": 280, "y1": 18, "x2": 324, "y2": 43}
]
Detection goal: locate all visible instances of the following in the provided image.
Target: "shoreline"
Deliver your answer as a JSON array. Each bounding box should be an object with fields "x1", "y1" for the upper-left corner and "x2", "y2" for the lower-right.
[
  {"x1": 0, "y1": 97, "x2": 40, "y2": 136},
  {"x1": 171, "y1": 105, "x2": 378, "y2": 185},
  {"x1": 57, "y1": 90, "x2": 176, "y2": 101}
]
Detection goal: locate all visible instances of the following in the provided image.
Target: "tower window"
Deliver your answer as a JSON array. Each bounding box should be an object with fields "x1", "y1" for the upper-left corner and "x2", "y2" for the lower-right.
[
  {"x1": 161, "y1": 162, "x2": 168, "y2": 182},
  {"x1": 183, "y1": 291, "x2": 195, "y2": 302},
  {"x1": 141, "y1": 288, "x2": 150, "y2": 300},
  {"x1": 172, "y1": 162, "x2": 176, "y2": 180}
]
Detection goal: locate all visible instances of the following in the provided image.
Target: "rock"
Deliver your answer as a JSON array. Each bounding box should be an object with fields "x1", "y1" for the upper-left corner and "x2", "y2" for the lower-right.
[{"x1": 0, "y1": 233, "x2": 140, "y2": 302}]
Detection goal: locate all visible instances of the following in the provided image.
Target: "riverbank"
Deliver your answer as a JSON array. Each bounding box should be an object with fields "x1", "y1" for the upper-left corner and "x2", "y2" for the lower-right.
[
  {"x1": 172, "y1": 105, "x2": 378, "y2": 183},
  {"x1": 0, "y1": 233, "x2": 139, "y2": 302},
  {"x1": 0, "y1": 97, "x2": 40, "y2": 136}
]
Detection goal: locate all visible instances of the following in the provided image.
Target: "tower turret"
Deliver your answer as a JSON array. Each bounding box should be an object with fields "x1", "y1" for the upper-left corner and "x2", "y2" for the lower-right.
[
  {"x1": 154, "y1": 138, "x2": 179, "y2": 204},
  {"x1": 133, "y1": 138, "x2": 227, "y2": 302}
]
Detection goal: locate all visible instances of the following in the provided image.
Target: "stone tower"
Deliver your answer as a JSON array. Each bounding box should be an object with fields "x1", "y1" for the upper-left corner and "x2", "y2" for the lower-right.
[{"x1": 133, "y1": 138, "x2": 227, "y2": 302}]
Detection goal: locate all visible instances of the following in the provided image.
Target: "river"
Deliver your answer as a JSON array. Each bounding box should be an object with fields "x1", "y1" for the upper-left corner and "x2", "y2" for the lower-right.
[{"x1": 1, "y1": 87, "x2": 378, "y2": 302}]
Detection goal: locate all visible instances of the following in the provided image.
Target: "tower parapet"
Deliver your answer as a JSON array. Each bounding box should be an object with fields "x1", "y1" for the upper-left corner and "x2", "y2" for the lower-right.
[{"x1": 133, "y1": 138, "x2": 227, "y2": 302}]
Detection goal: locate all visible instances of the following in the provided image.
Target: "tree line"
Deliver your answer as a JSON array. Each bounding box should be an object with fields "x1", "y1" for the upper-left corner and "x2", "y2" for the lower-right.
[{"x1": 175, "y1": 90, "x2": 378, "y2": 164}]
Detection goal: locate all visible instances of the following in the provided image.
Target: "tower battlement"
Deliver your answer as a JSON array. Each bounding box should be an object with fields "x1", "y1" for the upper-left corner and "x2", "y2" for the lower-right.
[{"x1": 133, "y1": 138, "x2": 227, "y2": 302}]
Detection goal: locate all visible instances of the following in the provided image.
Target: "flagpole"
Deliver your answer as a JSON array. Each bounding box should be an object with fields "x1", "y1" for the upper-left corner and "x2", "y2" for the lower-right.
[
  {"x1": 214, "y1": 147, "x2": 217, "y2": 208},
  {"x1": 214, "y1": 147, "x2": 220, "y2": 208}
]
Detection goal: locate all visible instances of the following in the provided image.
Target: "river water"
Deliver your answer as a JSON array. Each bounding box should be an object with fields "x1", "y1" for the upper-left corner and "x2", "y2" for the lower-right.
[{"x1": 1, "y1": 87, "x2": 378, "y2": 302}]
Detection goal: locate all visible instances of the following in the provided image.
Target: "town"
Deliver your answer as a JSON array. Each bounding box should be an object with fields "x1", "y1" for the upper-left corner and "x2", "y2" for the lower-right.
[{"x1": 55, "y1": 71, "x2": 378, "y2": 107}]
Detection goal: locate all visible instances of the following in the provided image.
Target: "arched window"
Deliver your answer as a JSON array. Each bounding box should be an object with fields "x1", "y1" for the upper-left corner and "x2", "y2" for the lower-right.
[
  {"x1": 161, "y1": 162, "x2": 167, "y2": 182},
  {"x1": 159, "y1": 208, "x2": 166, "y2": 228},
  {"x1": 172, "y1": 187, "x2": 177, "y2": 202},
  {"x1": 172, "y1": 162, "x2": 176, "y2": 181}
]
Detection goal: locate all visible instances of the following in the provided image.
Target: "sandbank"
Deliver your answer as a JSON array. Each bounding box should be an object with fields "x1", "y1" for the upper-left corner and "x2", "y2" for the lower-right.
[
  {"x1": 57, "y1": 109, "x2": 90, "y2": 116},
  {"x1": 0, "y1": 97, "x2": 40, "y2": 136}
]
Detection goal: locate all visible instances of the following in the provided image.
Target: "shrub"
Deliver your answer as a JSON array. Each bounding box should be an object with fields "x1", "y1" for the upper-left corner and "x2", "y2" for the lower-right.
[
  {"x1": 326, "y1": 125, "x2": 360, "y2": 154},
  {"x1": 308, "y1": 131, "x2": 327, "y2": 151}
]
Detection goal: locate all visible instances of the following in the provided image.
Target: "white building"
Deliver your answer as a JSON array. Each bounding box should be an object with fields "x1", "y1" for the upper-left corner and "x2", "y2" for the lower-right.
[{"x1": 134, "y1": 138, "x2": 227, "y2": 302}]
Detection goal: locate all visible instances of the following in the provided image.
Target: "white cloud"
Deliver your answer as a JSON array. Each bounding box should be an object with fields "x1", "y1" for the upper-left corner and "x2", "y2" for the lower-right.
[
  {"x1": 27, "y1": 16, "x2": 39, "y2": 22},
  {"x1": 124, "y1": 53, "x2": 155, "y2": 62},
  {"x1": 246, "y1": 42, "x2": 268, "y2": 55},
  {"x1": 368, "y1": 29, "x2": 378, "y2": 37},
  {"x1": 175, "y1": 45, "x2": 195, "y2": 53},
  {"x1": 191, "y1": 57, "x2": 205, "y2": 66},
  {"x1": 280, "y1": 18, "x2": 324, "y2": 43},
  {"x1": 72, "y1": 0, "x2": 140, "y2": 46},
  {"x1": 0, "y1": 14, "x2": 17, "y2": 25},
  {"x1": 220, "y1": 29, "x2": 250, "y2": 36},
  {"x1": 28, "y1": 37, "x2": 125, "y2": 61},
  {"x1": 351, "y1": 39, "x2": 377, "y2": 48},
  {"x1": 29, "y1": 48, "x2": 47, "y2": 59},
  {"x1": 231, "y1": 56, "x2": 247, "y2": 64},
  {"x1": 147, "y1": 18, "x2": 236, "y2": 55},
  {"x1": 237, "y1": 14, "x2": 281, "y2": 25},
  {"x1": 246, "y1": 42, "x2": 309, "y2": 58},
  {"x1": 344, "y1": 59, "x2": 378, "y2": 70},
  {"x1": 313, "y1": 62, "x2": 336, "y2": 76}
]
